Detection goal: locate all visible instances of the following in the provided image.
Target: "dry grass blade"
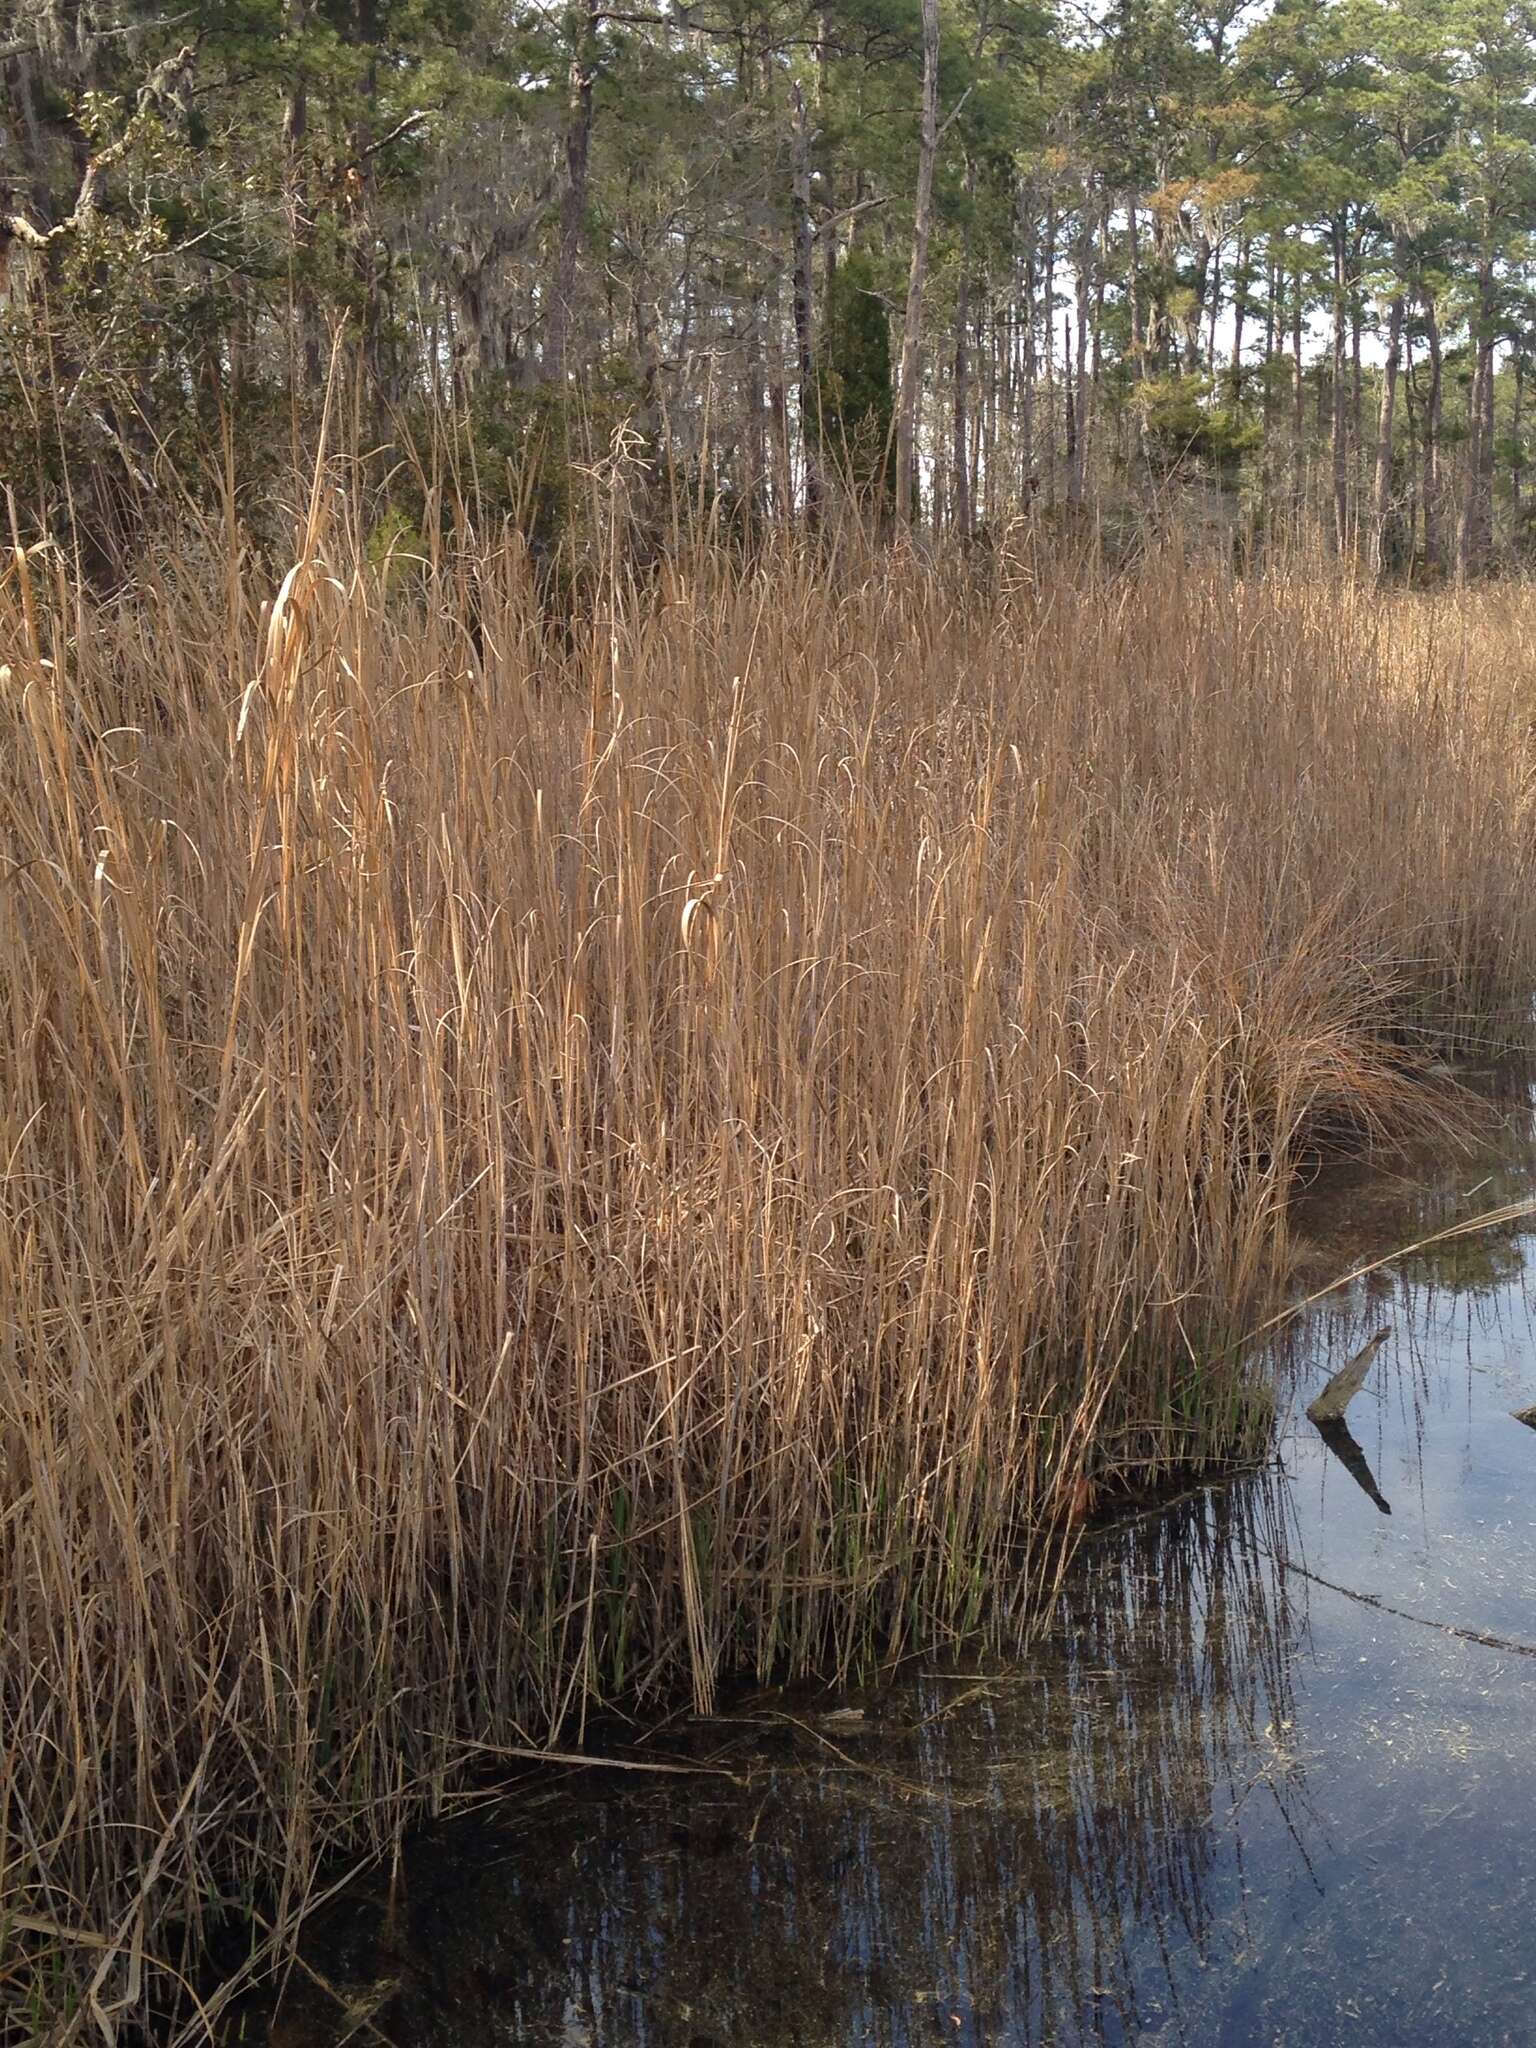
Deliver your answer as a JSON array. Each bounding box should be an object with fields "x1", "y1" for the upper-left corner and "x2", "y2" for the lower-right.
[{"x1": 1250, "y1": 1195, "x2": 1536, "y2": 1346}]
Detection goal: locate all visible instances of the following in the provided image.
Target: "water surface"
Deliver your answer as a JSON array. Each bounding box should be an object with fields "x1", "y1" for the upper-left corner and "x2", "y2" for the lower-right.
[{"x1": 253, "y1": 1107, "x2": 1536, "y2": 2048}]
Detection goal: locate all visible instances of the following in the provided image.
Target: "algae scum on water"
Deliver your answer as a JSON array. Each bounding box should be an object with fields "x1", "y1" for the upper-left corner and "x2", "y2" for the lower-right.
[{"x1": 243, "y1": 1103, "x2": 1536, "y2": 2048}]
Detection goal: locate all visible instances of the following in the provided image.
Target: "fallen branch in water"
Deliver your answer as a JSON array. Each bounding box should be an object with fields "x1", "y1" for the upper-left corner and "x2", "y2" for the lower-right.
[
  {"x1": 1264, "y1": 1550, "x2": 1536, "y2": 1660},
  {"x1": 1306, "y1": 1327, "x2": 1391, "y2": 1423},
  {"x1": 433, "y1": 1735, "x2": 745, "y2": 1779}
]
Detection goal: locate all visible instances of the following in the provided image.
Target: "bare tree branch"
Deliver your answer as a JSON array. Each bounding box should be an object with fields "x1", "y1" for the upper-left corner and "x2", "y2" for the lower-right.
[
  {"x1": 2, "y1": 45, "x2": 197, "y2": 255},
  {"x1": 816, "y1": 194, "x2": 887, "y2": 238},
  {"x1": 0, "y1": 10, "x2": 194, "y2": 62},
  {"x1": 357, "y1": 108, "x2": 434, "y2": 162}
]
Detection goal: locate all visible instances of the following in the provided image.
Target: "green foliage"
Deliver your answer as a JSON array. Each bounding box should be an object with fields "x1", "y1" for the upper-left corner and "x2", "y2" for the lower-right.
[
  {"x1": 365, "y1": 504, "x2": 427, "y2": 586},
  {"x1": 812, "y1": 252, "x2": 894, "y2": 504},
  {"x1": 4, "y1": 0, "x2": 1536, "y2": 565},
  {"x1": 1131, "y1": 375, "x2": 1263, "y2": 482}
]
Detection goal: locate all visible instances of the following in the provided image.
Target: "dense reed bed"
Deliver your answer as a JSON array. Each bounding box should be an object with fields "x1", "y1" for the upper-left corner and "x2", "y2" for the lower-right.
[{"x1": 3, "y1": 500, "x2": 1535, "y2": 2037}]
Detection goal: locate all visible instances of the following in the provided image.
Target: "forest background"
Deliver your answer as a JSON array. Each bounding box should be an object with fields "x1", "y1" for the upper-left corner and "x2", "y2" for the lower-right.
[{"x1": 3, "y1": 0, "x2": 1535, "y2": 574}]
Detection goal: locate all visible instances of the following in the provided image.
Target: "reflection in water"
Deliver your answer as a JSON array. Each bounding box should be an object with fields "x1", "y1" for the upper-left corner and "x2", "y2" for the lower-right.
[
  {"x1": 254, "y1": 1475, "x2": 1312, "y2": 2048},
  {"x1": 1312, "y1": 1415, "x2": 1393, "y2": 1514},
  {"x1": 246, "y1": 1102, "x2": 1536, "y2": 2048}
]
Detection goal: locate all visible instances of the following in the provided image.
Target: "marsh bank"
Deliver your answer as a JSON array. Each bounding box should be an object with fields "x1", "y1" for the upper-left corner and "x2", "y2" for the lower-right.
[{"x1": 235, "y1": 1089, "x2": 1536, "y2": 2048}]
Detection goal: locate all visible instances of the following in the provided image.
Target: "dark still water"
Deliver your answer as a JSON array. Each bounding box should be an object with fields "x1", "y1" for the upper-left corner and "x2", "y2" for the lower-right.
[{"x1": 253, "y1": 1114, "x2": 1536, "y2": 2048}]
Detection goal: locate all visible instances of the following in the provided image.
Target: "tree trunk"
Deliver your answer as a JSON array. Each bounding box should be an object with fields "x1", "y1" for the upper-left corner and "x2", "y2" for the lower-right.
[
  {"x1": 1402, "y1": 327, "x2": 1421, "y2": 552},
  {"x1": 894, "y1": 0, "x2": 940, "y2": 529},
  {"x1": 1329, "y1": 223, "x2": 1348, "y2": 553},
  {"x1": 985, "y1": 302, "x2": 1002, "y2": 526},
  {"x1": 1228, "y1": 232, "x2": 1249, "y2": 407},
  {"x1": 349, "y1": 0, "x2": 391, "y2": 400},
  {"x1": 547, "y1": 0, "x2": 599, "y2": 381},
  {"x1": 1350, "y1": 261, "x2": 1363, "y2": 453},
  {"x1": 282, "y1": 0, "x2": 322, "y2": 395},
  {"x1": 766, "y1": 261, "x2": 792, "y2": 520},
  {"x1": 817, "y1": 9, "x2": 837, "y2": 307},
  {"x1": 1422, "y1": 287, "x2": 1444, "y2": 576},
  {"x1": 1019, "y1": 197, "x2": 1037, "y2": 496},
  {"x1": 952, "y1": 157, "x2": 974, "y2": 540},
  {"x1": 1206, "y1": 241, "x2": 1222, "y2": 380},
  {"x1": 1291, "y1": 263, "x2": 1305, "y2": 520},
  {"x1": 1456, "y1": 344, "x2": 1486, "y2": 577},
  {"x1": 1457, "y1": 261, "x2": 1496, "y2": 577},
  {"x1": 789, "y1": 79, "x2": 820, "y2": 520},
  {"x1": 1184, "y1": 227, "x2": 1211, "y2": 371},
  {"x1": 1149, "y1": 159, "x2": 1173, "y2": 372},
  {"x1": 974, "y1": 301, "x2": 988, "y2": 520},
  {"x1": 1371, "y1": 291, "x2": 1403, "y2": 581},
  {"x1": 1068, "y1": 201, "x2": 1092, "y2": 508},
  {"x1": 1125, "y1": 200, "x2": 1144, "y2": 374},
  {"x1": 1041, "y1": 195, "x2": 1057, "y2": 501},
  {"x1": 1258, "y1": 250, "x2": 1276, "y2": 527},
  {"x1": 1478, "y1": 320, "x2": 1496, "y2": 560},
  {"x1": 1063, "y1": 312, "x2": 1076, "y2": 502},
  {"x1": 1087, "y1": 209, "x2": 1105, "y2": 484}
]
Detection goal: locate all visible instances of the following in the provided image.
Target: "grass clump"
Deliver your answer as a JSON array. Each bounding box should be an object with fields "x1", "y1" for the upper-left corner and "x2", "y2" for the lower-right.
[{"x1": 2, "y1": 503, "x2": 1534, "y2": 2037}]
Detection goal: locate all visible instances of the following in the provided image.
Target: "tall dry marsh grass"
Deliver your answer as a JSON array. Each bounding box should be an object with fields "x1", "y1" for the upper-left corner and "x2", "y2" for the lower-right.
[{"x1": 3, "y1": 493, "x2": 1536, "y2": 2037}]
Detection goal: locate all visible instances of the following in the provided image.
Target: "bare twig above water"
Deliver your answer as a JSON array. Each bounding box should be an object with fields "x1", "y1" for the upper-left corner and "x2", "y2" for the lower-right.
[{"x1": 1245, "y1": 1197, "x2": 1536, "y2": 1349}]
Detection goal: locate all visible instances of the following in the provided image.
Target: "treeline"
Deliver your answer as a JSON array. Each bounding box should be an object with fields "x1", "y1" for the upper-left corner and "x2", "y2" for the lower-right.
[{"x1": 3, "y1": 0, "x2": 1535, "y2": 572}]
